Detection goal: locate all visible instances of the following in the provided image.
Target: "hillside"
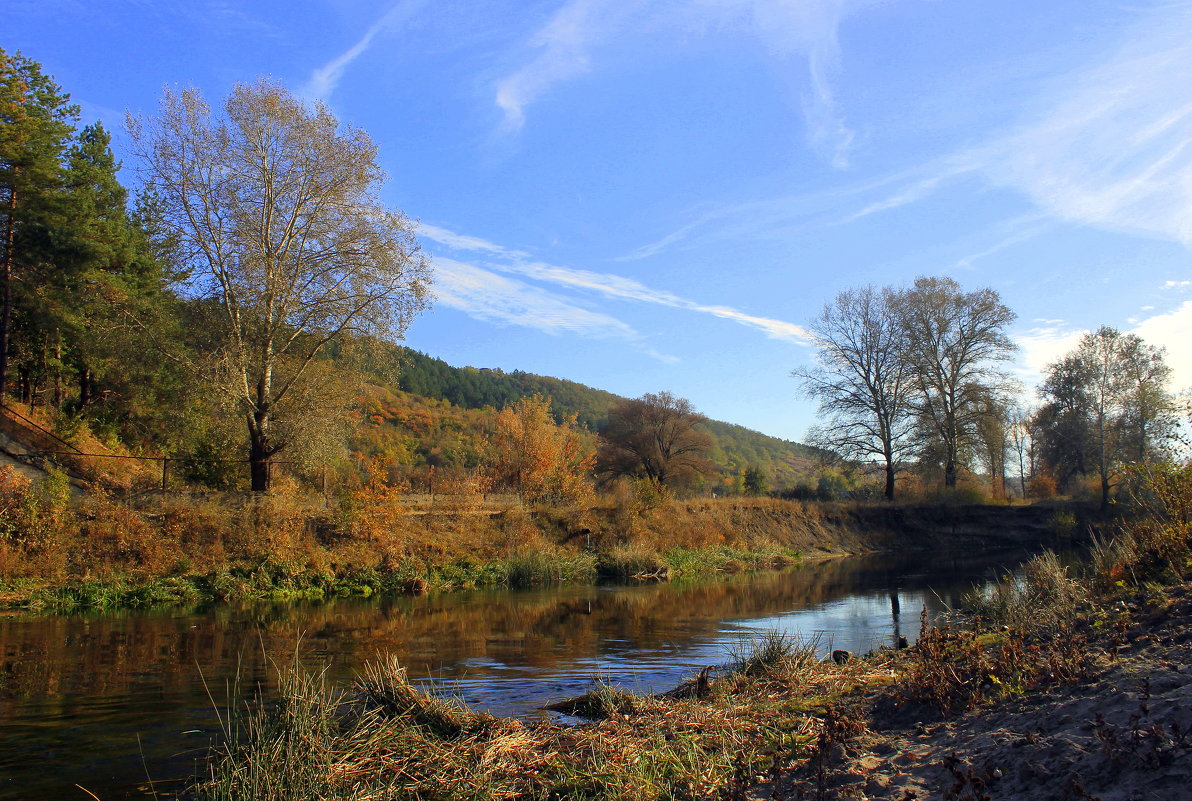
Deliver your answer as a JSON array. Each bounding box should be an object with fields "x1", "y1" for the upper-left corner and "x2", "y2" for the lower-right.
[{"x1": 356, "y1": 347, "x2": 820, "y2": 490}]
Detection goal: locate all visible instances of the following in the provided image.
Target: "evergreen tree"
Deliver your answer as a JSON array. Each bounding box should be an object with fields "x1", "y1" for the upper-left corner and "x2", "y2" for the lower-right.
[{"x1": 0, "y1": 49, "x2": 78, "y2": 400}]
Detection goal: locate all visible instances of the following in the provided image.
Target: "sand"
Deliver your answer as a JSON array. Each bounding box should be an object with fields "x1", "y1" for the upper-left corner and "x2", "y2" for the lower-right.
[{"x1": 751, "y1": 584, "x2": 1192, "y2": 801}]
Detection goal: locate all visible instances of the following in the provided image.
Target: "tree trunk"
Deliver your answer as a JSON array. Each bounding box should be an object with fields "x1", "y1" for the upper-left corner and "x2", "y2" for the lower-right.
[
  {"x1": 884, "y1": 461, "x2": 896, "y2": 501},
  {"x1": 248, "y1": 412, "x2": 272, "y2": 493},
  {"x1": 0, "y1": 185, "x2": 15, "y2": 402},
  {"x1": 249, "y1": 435, "x2": 271, "y2": 493},
  {"x1": 78, "y1": 367, "x2": 92, "y2": 408},
  {"x1": 944, "y1": 456, "x2": 957, "y2": 488},
  {"x1": 52, "y1": 331, "x2": 62, "y2": 407},
  {"x1": 17, "y1": 367, "x2": 30, "y2": 405}
]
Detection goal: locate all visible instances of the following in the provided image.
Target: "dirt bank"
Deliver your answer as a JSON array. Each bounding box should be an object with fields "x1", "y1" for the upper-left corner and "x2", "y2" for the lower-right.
[
  {"x1": 602, "y1": 499, "x2": 1082, "y2": 559},
  {"x1": 751, "y1": 583, "x2": 1192, "y2": 801},
  {"x1": 845, "y1": 502, "x2": 1088, "y2": 551}
]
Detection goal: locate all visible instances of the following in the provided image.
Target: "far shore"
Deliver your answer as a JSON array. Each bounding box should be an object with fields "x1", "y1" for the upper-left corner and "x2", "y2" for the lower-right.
[{"x1": 0, "y1": 494, "x2": 1092, "y2": 611}]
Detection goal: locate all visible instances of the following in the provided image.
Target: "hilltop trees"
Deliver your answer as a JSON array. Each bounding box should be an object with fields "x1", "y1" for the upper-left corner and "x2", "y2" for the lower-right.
[{"x1": 129, "y1": 79, "x2": 431, "y2": 491}]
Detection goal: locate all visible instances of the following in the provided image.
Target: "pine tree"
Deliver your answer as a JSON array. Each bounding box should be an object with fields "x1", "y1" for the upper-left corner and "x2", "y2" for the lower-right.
[{"x1": 0, "y1": 49, "x2": 78, "y2": 400}]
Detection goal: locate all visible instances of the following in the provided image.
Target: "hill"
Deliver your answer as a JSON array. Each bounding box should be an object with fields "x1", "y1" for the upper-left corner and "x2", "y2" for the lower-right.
[{"x1": 360, "y1": 347, "x2": 820, "y2": 490}]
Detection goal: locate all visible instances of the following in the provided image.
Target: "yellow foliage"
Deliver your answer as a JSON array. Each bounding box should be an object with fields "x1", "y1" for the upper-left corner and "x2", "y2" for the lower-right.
[{"x1": 490, "y1": 394, "x2": 595, "y2": 507}]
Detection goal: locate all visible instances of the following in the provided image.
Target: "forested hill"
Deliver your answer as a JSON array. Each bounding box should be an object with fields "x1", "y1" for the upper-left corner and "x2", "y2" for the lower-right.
[
  {"x1": 395, "y1": 350, "x2": 618, "y2": 430},
  {"x1": 390, "y1": 348, "x2": 819, "y2": 487}
]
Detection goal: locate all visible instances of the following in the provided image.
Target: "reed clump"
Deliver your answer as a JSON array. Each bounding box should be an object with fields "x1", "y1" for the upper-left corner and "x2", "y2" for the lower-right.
[
  {"x1": 960, "y1": 549, "x2": 1089, "y2": 629},
  {"x1": 188, "y1": 633, "x2": 894, "y2": 801}
]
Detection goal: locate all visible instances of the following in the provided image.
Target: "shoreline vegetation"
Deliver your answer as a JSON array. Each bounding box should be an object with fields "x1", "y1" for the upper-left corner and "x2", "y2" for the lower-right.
[
  {"x1": 0, "y1": 465, "x2": 1086, "y2": 612},
  {"x1": 181, "y1": 463, "x2": 1192, "y2": 801}
]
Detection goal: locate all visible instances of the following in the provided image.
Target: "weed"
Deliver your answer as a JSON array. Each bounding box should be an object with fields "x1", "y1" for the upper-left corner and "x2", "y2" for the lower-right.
[
  {"x1": 940, "y1": 754, "x2": 992, "y2": 801},
  {"x1": 1091, "y1": 678, "x2": 1192, "y2": 768},
  {"x1": 898, "y1": 608, "x2": 1094, "y2": 716},
  {"x1": 727, "y1": 631, "x2": 818, "y2": 678}
]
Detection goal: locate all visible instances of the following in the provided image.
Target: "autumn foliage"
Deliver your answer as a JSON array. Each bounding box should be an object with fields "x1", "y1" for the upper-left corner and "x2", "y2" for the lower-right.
[{"x1": 490, "y1": 394, "x2": 595, "y2": 507}]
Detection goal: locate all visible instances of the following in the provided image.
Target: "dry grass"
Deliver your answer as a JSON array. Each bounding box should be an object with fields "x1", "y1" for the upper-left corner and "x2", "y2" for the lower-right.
[
  {"x1": 188, "y1": 634, "x2": 898, "y2": 801},
  {"x1": 0, "y1": 478, "x2": 835, "y2": 606}
]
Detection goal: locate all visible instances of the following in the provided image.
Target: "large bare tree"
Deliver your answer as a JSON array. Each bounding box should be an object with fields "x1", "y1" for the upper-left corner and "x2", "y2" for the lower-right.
[
  {"x1": 793, "y1": 285, "x2": 913, "y2": 501},
  {"x1": 129, "y1": 79, "x2": 431, "y2": 491},
  {"x1": 898, "y1": 276, "x2": 1016, "y2": 489}
]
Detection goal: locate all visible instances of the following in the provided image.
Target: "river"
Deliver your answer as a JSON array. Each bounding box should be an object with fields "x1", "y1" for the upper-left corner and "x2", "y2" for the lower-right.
[{"x1": 0, "y1": 546, "x2": 1045, "y2": 799}]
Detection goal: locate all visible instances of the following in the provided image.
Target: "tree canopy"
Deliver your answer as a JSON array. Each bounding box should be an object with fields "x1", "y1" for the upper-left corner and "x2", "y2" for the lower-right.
[
  {"x1": 794, "y1": 285, "x2": 913, "y2": 500},
  {"x1": 129, "y1": 79, "x2": 431, "y2": 490},
  {"x1": 597, "y1": 391, "x2": 713, "y2": 490},
  {"x1": 1035, "y1": 326, "x2": 1175, "y2": 508}
]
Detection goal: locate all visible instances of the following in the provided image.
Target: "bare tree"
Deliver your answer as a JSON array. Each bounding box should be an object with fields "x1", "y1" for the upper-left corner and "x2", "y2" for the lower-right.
[
  {"x1": 1007, "y1": 403, "x2": 1035, "y2": 499},
  {"x1": 597, "y1": 391, "x2": 713, "y2": 489},
  {"x1": 793, "y1": 286, "x2": 914, "y2": 501},
  {"x1": 129, "y1": 79, "x2": 431, "y2": 491},
  {"x1": 898, "y1": 276, "x2": 1017, "y2": 489},
  {"x1": 974, "y1": 386, "x2": 1016, "y2": 500}
]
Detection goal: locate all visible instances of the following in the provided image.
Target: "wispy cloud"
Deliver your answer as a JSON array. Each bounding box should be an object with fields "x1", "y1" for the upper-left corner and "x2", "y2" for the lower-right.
[
  {"x1": 432, "y1": 257, "x2": 636, "y2": 340},
  {"x1": 952, "y1": 214, "x2": 1053, "y2": 271},
  {"x1": 744, "y1": 0, "x2": 865, "y2": 168},
  {"x1": 977, "y1": 3, "x2": 1192, "y2": 246},
  {"x1": 618, "y1": 2, "x2": 1192, "y2": 262},
  {"x1": 493, "y1": 0, "x2": 864, "y2": 164},
  {"x1": 419, "y1": 223, "x2": 528, "y2": 258},
  {"x1": 617, "y1": 155, "x2": 983, "y2": 262},
  {"x1": 423, "y1": 223, "x2": 812, "y2": 344},
  {"x1": 303, "y1": 2, "x2": 422, "y2": 100},
  {"x1": 495, "y1": 0, "x2": 643, "y2": 132},
  {"x1": 1165, "y1": 280, "x2": 1192, "y2": 289}
]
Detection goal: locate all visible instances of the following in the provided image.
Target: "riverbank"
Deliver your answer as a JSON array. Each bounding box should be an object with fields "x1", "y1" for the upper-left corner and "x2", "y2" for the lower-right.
[
  {"x1": 180, "y1": 463, "x2": 1190, "y2": 800},
  {"x1": 761, "y1": 581, "x2": 1192, "y2": 800},
  {"x1": 181, "y1": 562, "x2": 1192, "y2": 801},
  {"x1": 0, "y1": 482, "x2": 1084, "y2": 610}
]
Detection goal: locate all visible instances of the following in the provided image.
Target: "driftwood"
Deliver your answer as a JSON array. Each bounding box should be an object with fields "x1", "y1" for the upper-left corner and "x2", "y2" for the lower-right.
[{"x1": 547, "y1": 665, "x2": 720, "y2": 717}]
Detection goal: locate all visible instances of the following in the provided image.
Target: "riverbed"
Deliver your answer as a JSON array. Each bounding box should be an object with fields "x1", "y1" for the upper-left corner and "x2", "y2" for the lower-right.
[{"x1": 0, "y1": 546, "x2": 1044, "y2": 799}]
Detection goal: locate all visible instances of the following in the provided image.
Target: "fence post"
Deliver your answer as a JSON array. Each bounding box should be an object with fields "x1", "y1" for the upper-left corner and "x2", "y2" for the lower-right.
[
  {"x1": 322, "y1": 466, "x2": 328, "y2": 508},
  {"x1": 161, "y1": 457, "x2": 169, "y2": 492}
]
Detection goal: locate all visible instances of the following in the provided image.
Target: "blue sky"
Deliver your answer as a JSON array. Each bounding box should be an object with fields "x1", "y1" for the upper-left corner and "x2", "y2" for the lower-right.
[{"x1": 9, "y1": 0, "x2": 1192, "y2": 442}]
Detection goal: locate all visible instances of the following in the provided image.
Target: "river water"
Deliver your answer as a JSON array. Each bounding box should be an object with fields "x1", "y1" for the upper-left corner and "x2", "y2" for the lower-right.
[{"x1": 0, "y1": 546, "x2": 1043, "y2": 799}]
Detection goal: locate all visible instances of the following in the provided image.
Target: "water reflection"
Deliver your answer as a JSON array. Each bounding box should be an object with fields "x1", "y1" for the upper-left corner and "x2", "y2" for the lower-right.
[{"x1": 0, "y1": 546, "x2": 1036, "y2": 799}]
